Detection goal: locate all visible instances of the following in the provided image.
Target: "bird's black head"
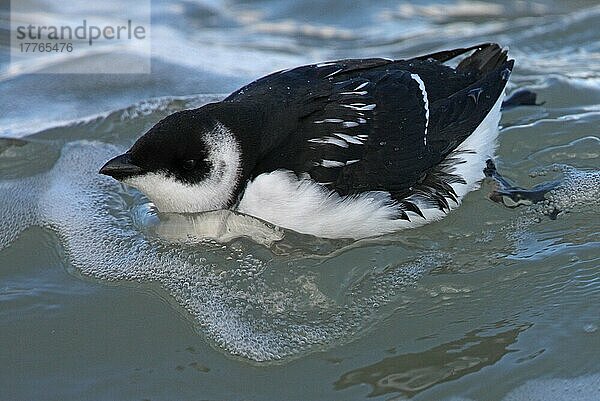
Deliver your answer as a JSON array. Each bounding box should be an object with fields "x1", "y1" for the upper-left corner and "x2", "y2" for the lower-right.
[
  {"x1": 125, "y1": 109, "x2": 214, "y2": 184},
  {"x1": 99, "y1": 105, "x2": 243, "y2": 212}
]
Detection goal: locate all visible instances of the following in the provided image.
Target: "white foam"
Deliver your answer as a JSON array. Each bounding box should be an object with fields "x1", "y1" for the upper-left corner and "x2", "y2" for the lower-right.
[{"x1": 530, "y1": 164, "x2": 600, "y2": 218}]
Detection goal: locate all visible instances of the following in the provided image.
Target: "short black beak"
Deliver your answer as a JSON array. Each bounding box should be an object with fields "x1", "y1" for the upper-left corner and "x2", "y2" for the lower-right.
[{"x1": 99, "y1": 153, "x2": 144, "y2": 180}]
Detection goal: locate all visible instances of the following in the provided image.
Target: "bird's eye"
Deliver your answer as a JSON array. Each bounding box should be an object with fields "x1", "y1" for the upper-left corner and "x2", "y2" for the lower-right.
[{"x1": 182, "y1": 159, "x2": 197, "y2": 170}]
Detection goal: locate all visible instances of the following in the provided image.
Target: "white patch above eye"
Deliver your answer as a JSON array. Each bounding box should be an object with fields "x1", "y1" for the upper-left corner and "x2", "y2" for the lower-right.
[{"x1": 124, "y1": 122, "x2": 241, "y2": 213}]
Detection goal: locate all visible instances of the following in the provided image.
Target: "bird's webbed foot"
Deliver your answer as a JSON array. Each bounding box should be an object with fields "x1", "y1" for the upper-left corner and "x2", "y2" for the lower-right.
[{"x1": 483, "y1": 159, "x2": 560, "y2": 212}]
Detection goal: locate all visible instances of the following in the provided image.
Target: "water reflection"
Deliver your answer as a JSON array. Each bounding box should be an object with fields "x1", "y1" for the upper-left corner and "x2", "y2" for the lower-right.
[
  {"x1": 151, "y1": 210, "x2": 285, "y2": 246},
  {"x1": 335, "y1": 322, "x2": 531, "y2": 397}
]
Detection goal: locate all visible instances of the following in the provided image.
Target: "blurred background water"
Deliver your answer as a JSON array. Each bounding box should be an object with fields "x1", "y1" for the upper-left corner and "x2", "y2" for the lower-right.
[{"x1": 0, "y1": 0, "x2": 599, "y2": 400}]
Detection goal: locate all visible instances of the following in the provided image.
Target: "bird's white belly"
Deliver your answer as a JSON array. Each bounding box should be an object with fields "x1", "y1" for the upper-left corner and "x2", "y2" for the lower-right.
[{"x1": 236, "y1": 92, "x2": 504, "y2": 239}]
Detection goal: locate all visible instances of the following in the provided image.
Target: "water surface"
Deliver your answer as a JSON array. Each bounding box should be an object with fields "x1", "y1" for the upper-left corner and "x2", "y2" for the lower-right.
[{"x1": 1, "y1": 1, "x2": 599, "y2": 400}]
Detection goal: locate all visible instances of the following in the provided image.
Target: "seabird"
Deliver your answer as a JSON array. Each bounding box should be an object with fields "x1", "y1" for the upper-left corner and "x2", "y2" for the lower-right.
[{"x1": 100, "y1": 43, "x2": 514, "y2": 239}]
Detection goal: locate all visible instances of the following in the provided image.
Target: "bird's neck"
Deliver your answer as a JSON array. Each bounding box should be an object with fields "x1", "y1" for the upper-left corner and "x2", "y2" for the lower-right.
[{"x1": 200, "y1": 101, "x2": 273, "y2": 206}]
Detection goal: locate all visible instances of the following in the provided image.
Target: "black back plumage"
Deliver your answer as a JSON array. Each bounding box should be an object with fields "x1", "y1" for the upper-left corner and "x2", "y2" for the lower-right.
[{"x1": 220, "y1": 43, "x2": 513, "y2": 214}]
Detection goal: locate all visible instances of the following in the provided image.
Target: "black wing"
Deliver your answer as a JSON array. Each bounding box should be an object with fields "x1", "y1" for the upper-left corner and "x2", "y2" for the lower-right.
[{"x1": 222, "y1": 43, "x2": 513, "y2": 211}]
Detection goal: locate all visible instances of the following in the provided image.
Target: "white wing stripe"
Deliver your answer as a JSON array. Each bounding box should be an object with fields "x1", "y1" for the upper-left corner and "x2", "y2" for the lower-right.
[
  {"x1": 325, "y1": 68, "x2": 343, "y2": 78},
  {"x1": 341, "y1": 104, "x2": 376, "y2": 111},
  {"x1": 319, "y1": 159, "x2": 346, "y2": 168},
  {"x1": 314, "y1": 118, "x2": 344, "y2": 123},
  {"x1": 334, "y1": 132, "x2": 363, "y2": 144},
  {"x1": 316, "y1": 62, "x2": 336, "y2": 67},
  {"x1": 308, "y1": 137, "x2": 349, "y2": 148},
  {"x1": 410, "y1": 73, "x2": 430, "y2": 146},
  {"x1": 340, "y1": 91, "x2": 368, "y2": 95}
]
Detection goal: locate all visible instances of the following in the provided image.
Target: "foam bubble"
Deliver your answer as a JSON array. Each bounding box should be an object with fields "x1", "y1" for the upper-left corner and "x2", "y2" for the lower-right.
[
  {"x1": 533, "y1": 164, "x2": 600, "y2": 217},
  {"x1": 0, "y1": 176, "x2": 41, "y2": 250}
]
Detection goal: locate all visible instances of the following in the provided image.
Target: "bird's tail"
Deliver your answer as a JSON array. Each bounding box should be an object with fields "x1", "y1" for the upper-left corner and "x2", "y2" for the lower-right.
[
  {"x1": 456, "y1": 43, "x2": 510, "y2": 75},
  {"x1": 416, "y1": 43, "x2": 512, "y2": 76}
]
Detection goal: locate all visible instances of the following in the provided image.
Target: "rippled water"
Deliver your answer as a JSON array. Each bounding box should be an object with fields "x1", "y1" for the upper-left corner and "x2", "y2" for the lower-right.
[{"x1": 1, "y1": 1, "x2": 599, "y2": 400}]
